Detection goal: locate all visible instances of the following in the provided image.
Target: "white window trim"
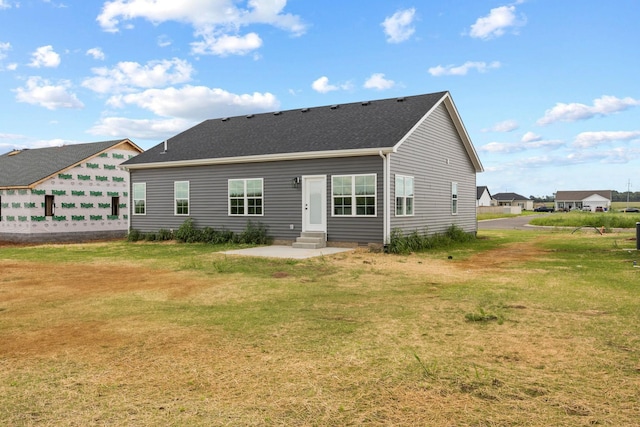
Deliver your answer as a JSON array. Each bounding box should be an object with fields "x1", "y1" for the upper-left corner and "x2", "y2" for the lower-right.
[
  {"x1": 228, "y1": 178, "x2": 264, "y2": 216},
  {"x1": 331, "y1": 173, "x2": 377, "y2": 217},
  {"x1": 395, "y1": 174, "x2": 414, "y2": 217},
  {"x1": 174, "y1": 181, "x2": 189, "y2": 216},
  {"x1": 132, "y1": 182, "x2": 146, "y2": 216},
  {"x1": 451, "y1": 181, "x2": 458, "y2": 215}
]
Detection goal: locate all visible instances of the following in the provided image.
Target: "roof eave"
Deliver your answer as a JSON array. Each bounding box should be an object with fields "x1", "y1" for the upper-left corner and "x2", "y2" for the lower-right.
[
  {"x1": 122, "y1": 147, "x2": 395, "y2": 170},
  {"x1": 0, "y1": 185, "x2": 32, "y2": 190},
  {"x1": 392, "y1": 92, "x2": 483, "y2": 173}
]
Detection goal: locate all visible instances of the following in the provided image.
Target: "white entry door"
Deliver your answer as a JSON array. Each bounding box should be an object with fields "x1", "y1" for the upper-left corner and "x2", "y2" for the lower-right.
[{"x1": 302, "y1": 175, "x2": 327, "y2": 232}]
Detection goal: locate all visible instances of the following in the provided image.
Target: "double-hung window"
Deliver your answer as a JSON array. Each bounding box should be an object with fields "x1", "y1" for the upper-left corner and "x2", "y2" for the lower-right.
[
  {"x1": 175, "y1": 181, "x2": 189, "y2": 215},
  {"x1": 395, "y1": 175, "x2": 414, "y2": 216},
  {"x1": 451, "y1": 182, "x2": 458, "y2": 215},
  {"x1": 132, "y1": 183, "x2": 146, "y2": 215},
  {"x1": 332, "y1": 174, "x2": 376, "y2": 216},
  {"x1": 228, "y1": 178, "x2": 263, "y2": 216}
]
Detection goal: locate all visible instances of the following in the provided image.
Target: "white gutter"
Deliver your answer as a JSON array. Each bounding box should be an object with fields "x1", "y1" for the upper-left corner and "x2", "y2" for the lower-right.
[{"x1": 122, "y1": 147, "x2": 396, "y2": 171}]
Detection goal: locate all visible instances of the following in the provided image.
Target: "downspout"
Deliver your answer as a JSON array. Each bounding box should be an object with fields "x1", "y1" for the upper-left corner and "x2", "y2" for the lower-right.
[
  {"x1": 121, "y1": 164, "x2": 131, "y2": 234},
  {"x1": 379, "y1": 150, "x2": 391, "y2": 246}
]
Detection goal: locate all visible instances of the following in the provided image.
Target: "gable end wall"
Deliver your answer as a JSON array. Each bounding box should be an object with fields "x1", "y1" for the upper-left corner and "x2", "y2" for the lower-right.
[{"x1": 390, "y1": 103, "x2": 478, "y2": 235}]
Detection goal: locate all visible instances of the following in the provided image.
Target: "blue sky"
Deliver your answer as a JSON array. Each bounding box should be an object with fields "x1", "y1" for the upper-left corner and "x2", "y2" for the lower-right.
[{"x1": 1, "y1": 0, "x2": 638, "y2": 197}]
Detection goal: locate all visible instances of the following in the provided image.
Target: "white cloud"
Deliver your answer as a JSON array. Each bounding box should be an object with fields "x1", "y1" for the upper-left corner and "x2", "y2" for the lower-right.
[
  {"x1": 469, "y1": 5, "x2": 525, "y2": 40},
  {"x1": 0, "y1": 42, "x2": 15, "y2": 70},
  {"x1": 312, "y1": 76, "x2": 336, "y2": 93},
  {"x1": 107, "y1": 86, "x2": 279, "y2": 120},
  {"x1": 573, "y1": 131, "x2": 640, "y2": 148},
  {"x1": 363, "y1": 73, "x2": 395, "y2": 90},
  {"x1": 480, "y1": 141, "x2": 520, "y2": 153},
  {"x1": 97, "y1": 0, "x2": 306, "y2": 55},
  {"x1": 86, "y1": 47, "x2": 105, "y2": 60},
  {"x1": 82, "y1": 58, "x2": 194, "y2": 94},
  {"x1": 381, "y1": 8, "x2": 416, "y2": 43},
  {"x1": 565, "y1": 147, "x2": 640, "y2": 165},
  {"x1": 28, "y1": 45, "x2": 61, "y2": 68},
  {"x1": 480, "y1": 137, "x2": 563, "y2": 153},
  {"x1": 0, "y1": 0, "x2": 12, "y2": 9},
  {"x1": 0, "y1": 133, "x2": 27, "y2": 154},
  {"x1": 88, "y1": 116, "x2": 194, "y2": 140},
  {"x1": 157, "y1": 34, "x2": 172, "y2": 47},
  {"x1": 537, "y1": 95, "x2": 640, "y2": 125},
  {"x1": 0, "y1": 132, "x2": 26, "y2": 140},
  {"x1": 191, "y1": 32, "x2": 262, "y2": 56},
  {"x1": 521, "y1": 131, "x2": 541, "y2": 143},
  {"x1": 428, "y1": 61, "x2": 500, "y2": 76},
  {"x1": 483, "y1": 119, "x2": 518, "y2": 133},
  {"x1": 43, "y1": 0, "x2": 68, "y2": 9},
  {"x1": 0, "y1": 41, "x2": 10, "y2": 60},
  {"x1": 14, "y1": 76, "x2": 84, "y2": 110}
]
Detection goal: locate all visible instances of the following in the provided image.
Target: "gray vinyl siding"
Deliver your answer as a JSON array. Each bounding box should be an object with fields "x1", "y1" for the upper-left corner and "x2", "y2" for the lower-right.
[
  {"x1": 130, "y1": 156, "x2": 384, "y2": 244},
  {"x1": 390, "y1": 103, "x2": 477, "y2": 235}
]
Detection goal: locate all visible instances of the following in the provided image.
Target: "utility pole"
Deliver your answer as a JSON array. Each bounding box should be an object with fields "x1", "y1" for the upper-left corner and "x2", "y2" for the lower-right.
[{"x1": 627, "y1": 179, "x2": 632, "y2": 209}]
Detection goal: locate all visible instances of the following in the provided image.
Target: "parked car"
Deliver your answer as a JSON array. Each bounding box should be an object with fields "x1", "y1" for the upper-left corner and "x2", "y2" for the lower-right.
[
  {"x1": 534, "y1": 206, "x2": 554, "y2": 212},
  {"x1": 622, "y1": 207, "x2": 639, "y2": 213}
]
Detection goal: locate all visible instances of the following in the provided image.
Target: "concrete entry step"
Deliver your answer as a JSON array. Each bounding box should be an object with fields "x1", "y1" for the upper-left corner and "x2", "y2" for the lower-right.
[{"x1": 292, "y1": 231, "x2": 326, "y2": 249}]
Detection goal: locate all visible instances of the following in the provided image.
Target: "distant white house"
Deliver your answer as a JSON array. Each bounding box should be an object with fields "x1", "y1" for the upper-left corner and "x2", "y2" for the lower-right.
[
  {"x1": 477, "y1": 186, "x2": 492, "y2": 207},
  {"x1": 555, "y1": 190, "x2": 612, "y2": 212},
  {"x1": 492, "y1": 192, "x2": 533, "y2": 211}
]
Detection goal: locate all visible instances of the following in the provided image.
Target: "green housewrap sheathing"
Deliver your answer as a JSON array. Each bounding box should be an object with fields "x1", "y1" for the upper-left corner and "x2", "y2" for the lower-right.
[{"x1": 0, "y1": 140, "x2": 142, "y2": 242}]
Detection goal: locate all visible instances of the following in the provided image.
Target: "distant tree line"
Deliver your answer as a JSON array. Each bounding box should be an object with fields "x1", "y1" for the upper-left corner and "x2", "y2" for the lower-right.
[{"x1": 530, "y1": 191, "x2": 640, "y2": 203}]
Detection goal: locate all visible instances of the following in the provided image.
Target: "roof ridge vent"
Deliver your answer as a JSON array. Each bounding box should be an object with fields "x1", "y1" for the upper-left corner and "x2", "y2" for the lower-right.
[
  {"x1": 361, "y1": 101, "x2": 371, "y2": 106},
  {"x1": 330, "y1": 104, "x2": 339, "y2": 110},
  {"x1": 273, "y1": 111, "x2": 282, "y2": 115},
  {"x1": 301, "y1": 108, "x2": 310, "y2": 112},
  {"x1": 246, "y1": 114, "x2": 254, "y2": 118},
  {"x1": 396, "y1": 97, "x2": 406, "y2": 102},
  {"x1": 221, "y1": 117, "x2": 229, "y2": 121}
]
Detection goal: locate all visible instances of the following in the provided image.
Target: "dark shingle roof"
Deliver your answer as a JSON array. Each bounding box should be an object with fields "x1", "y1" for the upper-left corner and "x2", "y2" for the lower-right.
[
  {"x1": 0, "y1": 139, "x2": 135, "y2": 188},
  {"x1": 123, "y1": 92, "x2": 451, "y2": 166},
  {"x1": 477, "y1": 186, "x2": 490, "y2": 199},
  {"x1": 492, "y1": 192, "x2": 530, "y2": 201}
]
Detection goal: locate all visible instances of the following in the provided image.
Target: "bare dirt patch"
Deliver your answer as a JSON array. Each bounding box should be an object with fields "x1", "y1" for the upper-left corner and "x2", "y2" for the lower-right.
[
  {"x1": 464, "y1": 238, "x2": 549, "y2": 271},
  {"x1": 0, "y1": 260, "x2": 215, "y2": 358}
]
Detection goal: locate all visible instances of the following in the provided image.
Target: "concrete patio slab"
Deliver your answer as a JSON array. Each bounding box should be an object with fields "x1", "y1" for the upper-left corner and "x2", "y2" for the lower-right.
[{"x1": 221, "y1": 245, "x2": 354, "y2": 259}]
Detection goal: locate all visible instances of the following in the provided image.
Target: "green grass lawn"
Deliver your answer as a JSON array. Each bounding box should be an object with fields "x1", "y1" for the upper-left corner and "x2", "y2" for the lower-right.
[
  {"x1": 529, "y1": 211, "x2": 640, "y2": 228},
  {"x1": 1, "y1": 230, "x2": 639, "y2": 425}
]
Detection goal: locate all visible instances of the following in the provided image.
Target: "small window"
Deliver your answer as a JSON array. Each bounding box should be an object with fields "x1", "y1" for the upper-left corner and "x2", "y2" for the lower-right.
[
  {"x1": 111, "y1": 196, "x2": 120, "y2": 216},
  {"x1": 451, "y1": 182, "x2": 458, "y2": 215},
  {"x1": 228, "y1": 178, "x2": 263, "y2": 216},
  {"x1": 45, "y1": 195, "x2": 55, "y2": 217},
  {"x1": 332, "y1": 174, "x2": 376, "y2": 216},
  {"x1": 395, "y1": 175, "x2": 414, "y2": 216},
  {"x1": 132, "y1": 183, "x2": 146, "y2": 215},
  {"x1": 175, "y1": 181, "x2": 189, "y2": 215}
]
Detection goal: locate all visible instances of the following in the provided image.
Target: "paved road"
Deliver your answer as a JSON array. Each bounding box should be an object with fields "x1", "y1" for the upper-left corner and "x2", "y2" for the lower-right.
[{"x1": 478, "y1": 214, "x2": 546, "y2": 230}]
